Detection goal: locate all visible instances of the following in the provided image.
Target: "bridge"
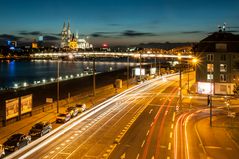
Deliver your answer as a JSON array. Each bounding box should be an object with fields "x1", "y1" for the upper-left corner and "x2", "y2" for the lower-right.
[{"x1": 32, "y1": 51, "x2": 194, "y2": 59}]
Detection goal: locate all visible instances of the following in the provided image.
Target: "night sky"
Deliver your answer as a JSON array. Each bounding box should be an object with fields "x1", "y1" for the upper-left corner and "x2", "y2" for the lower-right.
[{"x1": 0, "y1": 0, "x2": 239, "y2": 46}]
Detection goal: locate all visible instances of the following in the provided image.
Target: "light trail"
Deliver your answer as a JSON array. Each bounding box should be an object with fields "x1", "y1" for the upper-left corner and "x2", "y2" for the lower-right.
[{"x1": 7, "y1": 74, "x2": 178, "y2": 159}]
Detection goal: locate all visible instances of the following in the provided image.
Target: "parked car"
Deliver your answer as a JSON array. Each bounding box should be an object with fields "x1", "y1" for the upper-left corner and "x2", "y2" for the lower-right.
[
  {"x1": 66, "y1": 106, "x2": 79, "y2": 117},
  {"x1": 56, "y1": 113, "x2": 71, "y2": 123},
  {"x1": 75, "y1": 103, "x2": 86, "y2": 112},
  {"x1": 3, "y1": 133, "x2": 31, "y2": 152},
  {"x1": 29, "y1": 122, "x2": 52, "y2": 139},
  {"x1": 0, "y1": 144, "x2": 5, "y2": 158}
]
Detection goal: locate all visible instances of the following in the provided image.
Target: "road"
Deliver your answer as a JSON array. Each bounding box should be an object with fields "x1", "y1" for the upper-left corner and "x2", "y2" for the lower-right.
[{"x1": 7, "y1": 74, "x2": 181, "y2": 159}]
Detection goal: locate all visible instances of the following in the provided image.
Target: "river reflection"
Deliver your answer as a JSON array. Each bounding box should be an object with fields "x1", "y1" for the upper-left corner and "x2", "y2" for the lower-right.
[{"x1": 0, "y1": 60, "x2": 135, "y2": 88}]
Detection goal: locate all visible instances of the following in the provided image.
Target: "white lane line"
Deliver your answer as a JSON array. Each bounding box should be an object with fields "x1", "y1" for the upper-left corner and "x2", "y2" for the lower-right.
[
  {"x1": 151, "y1": 122, "x2": 154, "y2": 127},
  {"x1": 141, "y1": 140, "x2": 146, "y2": 148},
  {"x1": 149, "y1": 109, "x2": 153, "y2": 114},
  {"x1": 170, "y1": 132, "x2": 173, "y2": 138},
  {"x1": 50, "y1": 151, "x2": 55, "y2": 154},
  {"x1": 172, "y1": 112, "x2": 175, "y2": 122},
  {"x1": 136, "y1": 153, "x2": 140, "y2": 159},
  {"x1": 55, "y1": 147, "x2": 60, "y2": 150},
  {"x1": 165, "y1": 110, "x2": 168, "y2": 116},
  {"x1": 168, "y1": 142, "x2": 172, "y2": 150},
  {"x1": 171, "y1": 124, "x2": 174, "y2": 129},
  {"x1": 43, "y1": 156, "x2": 49, "y2": 159},
  {"x1": 146, "y1": 130, "x2": 150, "y2": 136}
]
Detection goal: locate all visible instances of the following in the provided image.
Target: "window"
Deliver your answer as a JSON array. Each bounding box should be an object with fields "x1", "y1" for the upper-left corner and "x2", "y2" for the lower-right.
[
  {"x1": 207, "y1": 64, "x2": 214, "y2": 72},
  {"x1": 216, "y1": 43, "x2": 227, "y2": 52},
  {"x1": 207, "y1": 54, "x2": 214, "y2": 61},
  {"x1": 207, "y1": 74, "x2": 213, "y2": 80},
  {"x1": 220, "y1": 54, "x2": 226, "y2": 61},
  {"x1": 220, "y1": 64, "x2": 227, "y2": 72},
  {"x1": 220, "y1": 74, "x2": 227, "y2": 82}
]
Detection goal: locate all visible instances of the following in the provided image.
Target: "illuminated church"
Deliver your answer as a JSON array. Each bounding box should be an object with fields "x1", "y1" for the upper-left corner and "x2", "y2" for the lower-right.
[{"x1": 61, "y1": 22, "x2": 93, "y2": 50}]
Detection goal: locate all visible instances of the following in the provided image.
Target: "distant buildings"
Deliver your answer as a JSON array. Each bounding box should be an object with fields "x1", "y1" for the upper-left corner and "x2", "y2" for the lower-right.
[
  {"x1": 60, "y1": 22, "x2": 93, "y2": 51},
  {"x1": 194, "y1": 30, "x2": 239, "y2": 95}
]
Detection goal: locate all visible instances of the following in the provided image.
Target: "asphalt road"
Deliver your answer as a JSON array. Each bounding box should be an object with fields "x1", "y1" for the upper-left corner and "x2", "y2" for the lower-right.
[{"x1": 7, "y1": 74, "x2": 181, "y2": 159}]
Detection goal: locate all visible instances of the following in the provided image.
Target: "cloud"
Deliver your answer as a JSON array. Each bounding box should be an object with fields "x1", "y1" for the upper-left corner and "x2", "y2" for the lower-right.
[
  {"x1": 0, "y1": 34, "x2": 22, "y2": 40},
  {"x1": 19, "y1": 31, "x2": 42, "y2": 36},
  {"x1": 91, "y1": 32, "x2": 118, "y2": 38},
  {"x1": 122, "y1": 30, "x2": 156, "y2": 37},
  {"x1": 44, "y1": 35, "x2": 60, "y2": 41},
  {"x1": 181, "y1": 31, "x2": 203, "y2": 34}
]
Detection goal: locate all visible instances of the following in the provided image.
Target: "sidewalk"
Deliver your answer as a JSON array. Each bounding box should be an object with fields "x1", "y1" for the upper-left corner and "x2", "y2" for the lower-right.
[{"x1": 0, "y1": 79, "x2": 136, "y2": 144}]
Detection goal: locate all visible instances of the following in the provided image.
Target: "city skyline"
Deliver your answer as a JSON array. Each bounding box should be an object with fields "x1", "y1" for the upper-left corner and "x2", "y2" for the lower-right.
[{"x1": 0, "y1": 0, "x2": 239, "y2": 46}]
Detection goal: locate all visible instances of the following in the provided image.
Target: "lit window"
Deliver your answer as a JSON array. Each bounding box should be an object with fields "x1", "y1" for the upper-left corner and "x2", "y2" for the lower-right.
[
  {"x1": 220, "y1": 64, "x2": 227, "y2": 72},
  {"x1": 207, "y1": 54, "x2": 214, "y2": 61},
  {"x1": 207, "y1": 64, "x2": 214, "y2": 72},
  {"x1": 220, "y1": 74, "x2": 227, "y2": 82},
  {"x1": 207, "y1": 74, "x2": 213, "y2": 80}
]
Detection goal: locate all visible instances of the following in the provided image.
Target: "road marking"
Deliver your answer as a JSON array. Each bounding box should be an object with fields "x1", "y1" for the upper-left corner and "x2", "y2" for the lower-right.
[
  {"x1": 172, "y1": 112, "x2": 175, "y2": 122},
  {"x1": 61, "y1": 143, "x2": 65, "y2": 146},
  {"x1": 43, "y1": 156, "x2": 49, "y2": 158},
  {"x1": 66, "y1": 139, "x2": 71, "y2": 143},
  {"x1": 146, "y1": 130, "x2": 150, "y2": 136},
  {"x1": 168, "y1": 142, "x2": 172, "y2": 150},
  {"x1": 165, "y1": 110, "x2": 168, "y2": 115},
  {"x1": 56, "y1": 147, "x2": 60, "y2": 150},
  {"x1": 50, "y1": 151, "x2": 55, "y2": 154},
  {"x1": 141, "y1": 140, "x2": 146, "y2": 148},
  {"x1": 151, "y1": 122, "x2": 154, "y2": 127},
  {"x1": 149, "y1": 109, "x2": 153, "y2": 114},
  {"x1": 204, "y1": 146, "x2": 223, "y2": 149},
  {"x1": 120, "y1": 153, "x2": 126, "y2": 159},
  {"x1": 170, "y1": 132, "x2": 173, "y2": 138},
  {"x1": 171, "y1": 123, "x2": 174, "y2": 129},
  {"x1": 70, "y1": 136, "x2": 74, "y2": 139},
  {"x1": 136, "y1": 153, "x2": 140, "y2": 159}
]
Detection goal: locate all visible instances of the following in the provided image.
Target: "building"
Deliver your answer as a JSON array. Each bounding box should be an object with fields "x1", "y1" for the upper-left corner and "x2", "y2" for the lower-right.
[
  {"x1": 60, "y1": 22, "x2": 93, "y2": 50},
  {"x1": 194, "y1": 30, "x2": 239, "y2": 95}
]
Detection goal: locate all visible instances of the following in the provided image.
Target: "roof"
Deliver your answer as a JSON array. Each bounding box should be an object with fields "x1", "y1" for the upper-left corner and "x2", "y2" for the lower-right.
[{"x1": 193, "y1": 32, "x2": 239, "y2": 52}]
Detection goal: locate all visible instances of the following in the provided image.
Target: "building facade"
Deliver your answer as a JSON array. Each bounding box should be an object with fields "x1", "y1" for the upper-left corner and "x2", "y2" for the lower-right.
[
  {"x1": 194, "y1": 31, "x2": 239, "y2": 95},
  {"x1": 60, "y1": 22, "x2": 93, "y2": 50}
]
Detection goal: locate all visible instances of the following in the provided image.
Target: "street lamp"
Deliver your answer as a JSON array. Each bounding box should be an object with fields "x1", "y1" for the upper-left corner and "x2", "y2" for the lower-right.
[
  {"x1": 127, "y1": 53, "x2": 130, "y2": 88},
  {"x1": 57, "y1": 59, "x2": 60, "y2": 113},
  {"x1": 178, "y1": 54, "x2": 182, "y2": 109}
]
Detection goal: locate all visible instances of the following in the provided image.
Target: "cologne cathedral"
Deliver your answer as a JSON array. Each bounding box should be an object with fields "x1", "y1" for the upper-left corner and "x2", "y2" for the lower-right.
[{"x1": 60, "y1": 22, "x2": 93, "y2": 50}]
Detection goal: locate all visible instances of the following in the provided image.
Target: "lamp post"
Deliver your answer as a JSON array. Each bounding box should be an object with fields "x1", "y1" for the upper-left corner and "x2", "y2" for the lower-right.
[
  {"x1": 93, "y1": 56, "x2": 96, "y2": 97},
  {"x1": 140, "y1": 53, "x2": 142, "y2": 81},
  {"x1": 209, "y1": 69, "x2": 213, "y2": 127},
  {"x1": 178, "y1": 54, "x2": 182, "y2": 108},
  {"x1": 57, "y1": 59, "x2": 60, "y2": 113},
  {"x1": 127, "y1": 54, "x2": 129, "y2": 88}
]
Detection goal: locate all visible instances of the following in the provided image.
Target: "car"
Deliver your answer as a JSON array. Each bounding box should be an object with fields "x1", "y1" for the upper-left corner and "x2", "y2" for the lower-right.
[
  {"x1": 75, "y1": 103, "x2": 86, "y2": 113},
  {"x1": 28, "y1": 122, "x2": 52, "y2": 139},
  {"x1": 0, "y1": 144, "x2": 5, "y2": 158},
  {"x1": 3, "y1": 133, "x2": 31, "y2": 153},
  {"x1": 66, "y1": 106, "x2": 79, "y2": 117},
  {"x1": 56, "y1": 113, "x2": 71, "y2": 123}
]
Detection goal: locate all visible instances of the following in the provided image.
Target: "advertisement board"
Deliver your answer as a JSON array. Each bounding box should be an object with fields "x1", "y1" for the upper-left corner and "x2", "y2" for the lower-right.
[
  {"x1": 6, "y1": 98, "x2": 19, "y2": 120},
  {"x1": 21, "y1": 94, "x2": 32, "y2": 114},
  {"x1": 134, "y1": 68, "x2": 145, "y2": 76},
  {"x1": 197, "y1": 82, "x2": 214, "y2": 95},
  {"x1": 150, "y1": 68, "x2": 157, "y2": 75}
]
